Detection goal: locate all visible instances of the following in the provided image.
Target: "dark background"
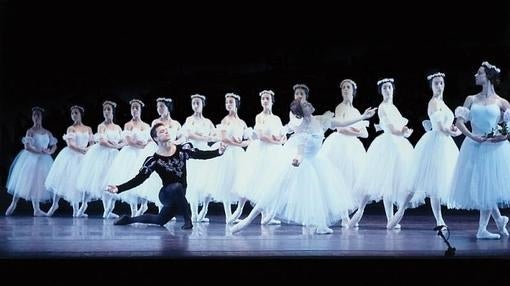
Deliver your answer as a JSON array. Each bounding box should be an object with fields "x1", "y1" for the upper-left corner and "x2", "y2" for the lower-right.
[{"x1": 2, "y1": 2, "x2": 510, "y2": 215}]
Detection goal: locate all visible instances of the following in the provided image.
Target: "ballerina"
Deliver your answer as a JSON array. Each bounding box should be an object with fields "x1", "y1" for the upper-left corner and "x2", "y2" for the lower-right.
[
  {"x1": 387, "y1": 72, "x2": 461, "y2": 229},
  {"x1": 348, "y1": 78, "x2": 415, "y2": 229},
  {"x1": 447, "y1": 61, "x2": 510, "y2": 239},
  {"x1": 231, "y1": 95, "x2": 376, "y2": 234},
  {"x1": 6, "y1": 106, "x2": 57, "y2": 216},
  {"x1": 45, "y1": 105, "x2": 94, "y2": 217},
  {"x1": 318, "y1": 79, "x2": 369, "y2": 227},
  {"x1": 229, "y1": 90, "x2": 285, "y2": 225}
]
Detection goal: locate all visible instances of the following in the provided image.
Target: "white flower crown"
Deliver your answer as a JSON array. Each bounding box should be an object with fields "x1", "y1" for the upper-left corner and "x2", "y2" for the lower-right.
[
  {"x1": 482, "y1": 61, "x2": 501, "y2": 73},
  {"x1": 190, "y1": 94, "x2": 206, "y2": 101},
  {"x1": 340, "y1": 79, "x2": 357, "y2": 90},
  {"x1": 377, "y1": 78, "x2": 395, "y2": 86},
  {"x1": 32, "y1": 106, "x2": 45, "y2": 113},
  {"x1": 259, "y1": 90, "x2": 275, "y2": 97},
  {"x1": 70, "y1": 105, "x2": 85, "y2": 113},
  {"x1": 129, "y1": 99, "x2": 145, "y2": 107},
  {"x1": 103, "y1": 100, "x2": 117, "y2": 108},
  {"x1": 426, "y1": 72, "x2": 446, "y2": 80},
  {"x1": 293, "y1": 84, "x2": 309, "y2": 92},
  {"x1": 225, "y1": 93, "x2": 241, "y2": 100},
  {"x1": 156, "y1": 97, "x2": 173, "y2": 103}
]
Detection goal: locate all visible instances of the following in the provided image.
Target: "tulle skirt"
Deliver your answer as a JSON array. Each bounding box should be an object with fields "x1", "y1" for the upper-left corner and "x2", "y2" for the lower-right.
[
  {"x1": 44, "y1": 147, "x2": 85, "y2": 204},
  {"x1": 204, "y1": 145, "x2": 244, "y2": 204},
  {"x1": 356, "y1": 132, "x2": 414, "y2": 207},
  {"x1": 318, "y1": 132, "x2": 366, "y2": 203},
  {"x1": 448, "y1": 138, "x2": 510, "y2": 210},
  {"x1": 76, "y1": 144, "x2": 119, "y2": 201},
  {"x1": 108, "y1": 145, "x2": 153, "y2": 205},
  {"x1": 185, "y1": 143, "x2": 214, "y2": 206},
  {"x1": 254, "y1": 137, "x2": 355, "y2": 227},
  {"x1": 233, "y1": 140, "x2": 284, "y2": 203},
  {"x1": 408, "y1": 131, "x2": 459, "y2": 207},
  {"x1": 7, "y1": 150, "x2": 53, "y2": 202}
]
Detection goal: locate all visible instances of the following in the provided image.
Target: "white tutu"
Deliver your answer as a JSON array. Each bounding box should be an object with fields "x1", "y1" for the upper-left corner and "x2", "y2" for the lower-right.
[
  {"x1": 318, "y1": 132, "x2": 366, "y2": 203},
  {"x1": 181, "y1": 116, "x2": 217, "y2": 206},
  {"x1": 109, "y1": 129, "x2": 153, "y2": 205},
  {"x1": 233, "y1": 140, "x2": 283, "y2": 203},
  {"x1": 409, "y1": 109, "x2": 459, "y2": 206},
  {"x1": 6, "y1": 134, "x2": 55, "y2": 202},
  {"x1": 205, "y1": 145, "x2": 244, "y2": 204},
  {"x1": 76, "y1": 130, "x2": 121, "y2": 201},
  {"x1": 448, "y1": 104, "x2": 510, "y2": 210},
  {"x1": 254, "y1": 133, "x2": 355, "y2": 227},
  {"x1": 185, "y1": 140, "x2": 214, "y2": 205},
  {"x1": 448, "y1": 139, "x2": 510, "y2": 210},
  {"x1": 356, "y1": 132, "x2": 414, "y2": 206},
  {"x1": 45, "y1": 132, "x2": 90, "y2": 204}
]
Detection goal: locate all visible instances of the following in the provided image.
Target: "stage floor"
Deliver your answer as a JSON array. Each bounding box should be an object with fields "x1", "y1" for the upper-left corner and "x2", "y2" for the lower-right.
[{"x1": 1, "y1": 213, "x2": 510, "y2": 258}]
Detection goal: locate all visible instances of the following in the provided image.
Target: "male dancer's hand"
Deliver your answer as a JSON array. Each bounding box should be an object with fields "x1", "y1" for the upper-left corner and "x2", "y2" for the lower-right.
[
  {"x1": 218, "y1": 143, "x2": 227, "y2": 154},
  {"x1": 291, "y1": 155, "x2": 303, "y2": 167},
  {"x1": 106, "y1": 185, "x2": 118, "y2": 193}
]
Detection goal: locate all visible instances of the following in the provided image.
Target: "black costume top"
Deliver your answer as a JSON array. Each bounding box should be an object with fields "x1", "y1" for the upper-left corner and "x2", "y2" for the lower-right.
[{"x1": 117, "y1": 143, "x2": 221, "y2": 193}]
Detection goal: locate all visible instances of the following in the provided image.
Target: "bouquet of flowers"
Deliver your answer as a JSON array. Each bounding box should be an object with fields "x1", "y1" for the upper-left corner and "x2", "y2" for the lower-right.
[{"x1": 485, "y1": 122, "x2": 509, "y2": 138}]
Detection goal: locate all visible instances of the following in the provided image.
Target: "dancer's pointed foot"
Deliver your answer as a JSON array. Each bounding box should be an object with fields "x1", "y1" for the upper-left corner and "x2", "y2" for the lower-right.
[
  {"x1": 476, "y1": 229, "x2": 501, "y2": 239},
  {"x1": 315, "y1": 226, "x2": 334, "y2": 234},
  {"x1": 496, "y1": 216, "x2": 509, "y2": 236},
  {"x1": 5, "y1": 204, "x2": 16, "y2": 216},
  {"x1": 33, "y1": 209, "x2": 46, "y2": 217},
  {"x1": 230, "y1": 220, "x2": 249, "y2": 233}
]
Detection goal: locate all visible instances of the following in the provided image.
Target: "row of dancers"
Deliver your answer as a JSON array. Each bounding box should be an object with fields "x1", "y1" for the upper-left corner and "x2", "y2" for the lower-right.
[{"x1": 6, "y1": 61, "x2": 510, "y2": 238}]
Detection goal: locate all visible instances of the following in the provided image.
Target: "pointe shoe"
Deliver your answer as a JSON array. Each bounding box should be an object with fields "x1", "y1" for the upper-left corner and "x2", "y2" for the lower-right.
[
  {"x1": 227, "y1": 210, "x2": 242, "y2": 224},
  {"x1": 387, "y1": 222, "x2": 402, "y2": 229},
  {"x1": 315, "y1": 226, "x2": 334, "y2": 234},
  {"x1": 114, "y1": 215, "x2": 131, "y2": 225},
  {"x1": 348, "y1": 214, "x2": 361, "y2": 228},
  {"x1": 105, "y1": 212, "x2": 119, "y2": 219},
  {"x1": 266, "y1": 219, "x2": 281, "y2": 225},
  {"x1": 135, "y1": 204, "x2": 148, "y2": 216},
  {"x1": 230, "y1": 220, "x2": 248, "y2": 233},
  {"x1": 197, "y1": 210, "x2": 208, "y2": 222},
  {"x1": 46, "y1": 205, "x2": 59, "y2": 216},
  {"x1": 33, "y1": 209, "x2": 46, "y2": 217},
  {"x1": 260, "y1": 215, "x2": 274, "y2": 225},
  {"x1": 199, "y1": 217, "x2": 210, "y2": 223},
  {"x1": 476, "y1": 229, "x2": 501, "y2": 239},
  {"x1": 171, "y1": 217, "x2": 176, "y2": 221},
  {"x1": 496, "y1": 216, "x2": 509, "y2": 236},
  {"x1": 5, "y1": 204, "x2": 16, "y2": 216}
]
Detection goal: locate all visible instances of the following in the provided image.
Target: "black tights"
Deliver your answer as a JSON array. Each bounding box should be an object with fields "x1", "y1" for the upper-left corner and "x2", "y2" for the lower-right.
[{"x1": 127, "y1": 183, "x2": 192, "y2": 226}]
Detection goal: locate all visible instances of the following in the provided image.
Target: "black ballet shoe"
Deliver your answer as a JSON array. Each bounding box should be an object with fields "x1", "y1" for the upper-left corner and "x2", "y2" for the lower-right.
[
  {"x1": 181, "y1": 223, "x2": 193, "y2": 230},
  {"x1": 114, "y1": 215, "x2": 131, "y2": 225}
]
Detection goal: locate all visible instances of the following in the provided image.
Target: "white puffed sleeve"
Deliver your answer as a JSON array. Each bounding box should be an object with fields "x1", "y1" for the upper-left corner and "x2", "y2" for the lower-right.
[
  {"x1": 93, "y1": 133, "x2": 103, "y2": 143},
  {"x1": 454, "y1": 106, "x2": 470, "y2": 122},
  {"x1": 63, "y1": 133, "x2": 75, "y2": 141},
  {"x1": 121, "y1": 129, "x2": 132, "y2": 140},
  {"x1": 317, "y1": 111, "x2": 334, "y2": 131},
  {"x1": 21, "y1": 136, "x2": 33, "y2": 145},
  {"x1": 421, "y1": 120, "x2": 432, "y2": 132},
  {"x1": 49, "y1": 136, "x2": 58, "y2": 146},
  {"x1": 503, "y1": 109, "x2": 510, "y2": 122}
]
